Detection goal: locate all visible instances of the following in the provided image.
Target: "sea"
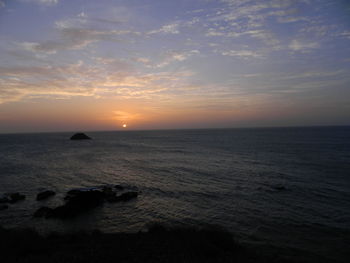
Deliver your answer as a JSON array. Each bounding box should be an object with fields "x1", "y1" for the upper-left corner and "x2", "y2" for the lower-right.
[{"x1": 0, "y1": 126, "x2": 349, "y2": 262}]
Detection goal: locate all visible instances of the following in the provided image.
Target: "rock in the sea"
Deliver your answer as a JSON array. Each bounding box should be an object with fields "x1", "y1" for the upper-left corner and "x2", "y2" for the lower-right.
[
  {"x1": 114, "y1": 185, "x2": 124, "y2": 190},
  {"x1": 0, "y1": 196, "x2": 10, "y2": 203},
  {"x1": 66, "y1": 189, "x2": 84, "y2": 197},
  {"x1": 65, "y1": 187, "x2": 100, "y2": 200},
  {"x1": 7, "y1": 193, "x2": 26, "y2": 203},
  {"x1": 34, "y1": 185, "x2": 139, "y2": 219},
  {"x1": 36, "y1": 190, "x2": 56, "y2": 201},
  {"x1": 108, "y1": 191, "x2": 138, "y2": 202},
  {"x1": 33, "y1": 206, "x2": 53, "y2": 218},
  {"x1": 65, "y1": 190, "x2": 105, "y2": 208},
  {"x1": 102, "y1": 186, "x2": 117, "y2": 202},
  {"x1": 0, "y1": 204, "x2": 8, "y2": 211},
  {"x1": 273, "y1": 185, "x2": 287, "y2": 191},
  {"x1": 70, "y1": 133, "x2": 91, "y2": 140},
  {"x1": 119, "y1": 191, "x2": 138, "y2": 201},
  {"x1": 51, "y1": 190, "x2": 105, "y2": 218}
]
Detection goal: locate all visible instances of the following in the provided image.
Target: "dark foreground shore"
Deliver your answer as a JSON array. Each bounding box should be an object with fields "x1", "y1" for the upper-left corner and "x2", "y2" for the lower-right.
[{"x1": 0, "y1": 224, "x2": 304, "y2": 263}]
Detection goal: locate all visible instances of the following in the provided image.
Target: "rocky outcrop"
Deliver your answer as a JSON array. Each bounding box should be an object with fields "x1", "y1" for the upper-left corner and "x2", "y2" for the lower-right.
[
  {"x1": 70, "y1": 133, "x2": 91, "y2": 140},
  {"x1": 36, "y1": 190, "x2": 56, "y2": 201},
  {"x1": 33, "y1": 206, "x2": 53, "y2": 218},
  {"x1": 56, "y1": 190, "x2": 105, "y2": 218},
  {"x1": 1, "y1": 193, "x2": 26, "y2": 203},
  {"x1": 0, "y1": 196, "x2": 10, "y2": 203},
  {"x1": 114, "y1": 185, "x2": 124, "y2": 190},
  {"x1": 34, "y1": 185, "x2": 139, "y2": 219},
  {"x1": 107, "y1": 191, "x2": 138, "y2": 202},
  {"x1": 0, "y1": 204, "x2": 8, "y2": 211},
  {"x1": 101, "y1": 186, "x2": 117, "y2": 202},
  {"x1": 34, "y1": 190, "x2": 105, "y2": 219},
  {"x1": 273, "y1": 185, "x2": 287, "y2": 191}
]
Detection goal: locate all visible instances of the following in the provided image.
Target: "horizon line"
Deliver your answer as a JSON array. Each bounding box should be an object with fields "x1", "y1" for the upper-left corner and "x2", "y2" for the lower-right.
[{"x1": 1, "y1": 124, "x2": 349, "y2": 135}]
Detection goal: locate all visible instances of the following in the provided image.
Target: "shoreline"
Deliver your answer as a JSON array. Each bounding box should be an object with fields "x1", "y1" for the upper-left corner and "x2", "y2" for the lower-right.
[
  {"x1": 0, "y1": 224, "x2": 253, "y2": 263},
  {"x1": 0, "y1": 224, "x2": 333, "y2": 263}
]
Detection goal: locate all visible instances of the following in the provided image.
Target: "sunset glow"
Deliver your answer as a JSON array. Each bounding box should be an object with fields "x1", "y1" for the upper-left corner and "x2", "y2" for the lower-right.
[{"x1": 0, "y1": 0, "x2": 349, "y2": 133}]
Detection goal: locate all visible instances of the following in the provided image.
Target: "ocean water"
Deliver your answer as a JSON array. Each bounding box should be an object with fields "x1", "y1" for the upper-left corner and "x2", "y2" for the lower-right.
[{"x1": 0, "y1": 127, "x2": 349, "y2": 262}]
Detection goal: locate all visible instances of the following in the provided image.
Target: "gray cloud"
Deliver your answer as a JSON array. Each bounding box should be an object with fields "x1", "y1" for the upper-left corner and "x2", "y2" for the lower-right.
[
  {"x1": 288, "y1": 39, "x2": 319, "y2": 51},
  {"x1": 15, "y1": 12, "x2": 139, "y2": 54},
  {"x1": 18, "y1": 28, "x2": 137, "y2": 54},
  {"x1": 21, "y1": 0, "x2": 59, "y2": 5},
  {"x1": 221, "y1": 49, "x2": 264, "y2": 59}
]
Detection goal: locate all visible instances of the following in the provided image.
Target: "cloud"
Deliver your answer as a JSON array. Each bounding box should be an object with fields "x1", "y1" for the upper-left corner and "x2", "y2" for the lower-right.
[
  {"x1": 0, "y1": 62, "x2": 110, "y2": 104},
  {"x1": 1, "y1": 0, "x2": 348, "y2": 119},
  {"x1": 148, "y1": 23, "x2": 180, "y2": 35},
  {"x1": 277, "y1": 16, "x2": 308, "y2": 23},
  {"x1": 0, "y1": 1, "x2": 5, "y2": 8},
  {"x1": 299, "y1": 25, "x2": 334, "y2": 37},
  {"x1": 15, "y1": 12, "x2": 139, "y2": 54},
  {"x1": 131, "y1": 50, "x2": 200, "y2": 68},
  {"x1": 225, "y1": 70, "x2": 349, "y2": 97},
  {"x1": 0, "y1": 65, "x2": 54, "y2": 76},
  {"x1": 54, "y1": 15, "x2": 88, "y2": 30},
  {"x1": 282, "y1": 70, "x2": 345, "y2": 80},
  {"x1": 133, "y1": 57, "x2": 151, "y2": 64},
  {"x1": 18, "y1": 28, "x2": 137, "y2": 54},
  {"x1": 206, "y1": 29, "x2": 225, "y2": 37},
  {"x1": 338, "y1": 31, "x2": 350, "y2": 39},
  {"x1": 205, "y1": 22, "x2": 280, "y2": 48},
  {"x1": 22, "y1": 0, "x2": 59, "y2": 5},
  {"x1": 0, "y1": 60, "x2": 195, "y2": 104},
  {"x1": 288, "y1": 39, "x2": 319, "y2": 51},
  {"x1": 203, "y1": 0, "x2": 318, "y2": 53},
  {"x1": 221, "y1": 50, "x2": 264, "y2": 59},
  {"x1": 155, "y1": 50, "x2": 200, "y2": 68}
]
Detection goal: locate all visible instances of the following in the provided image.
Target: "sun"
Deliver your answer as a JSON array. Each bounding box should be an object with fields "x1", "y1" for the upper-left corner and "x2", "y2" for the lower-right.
[{"x1": 122, "y1": 124, "x2": 127, "y2": 128}]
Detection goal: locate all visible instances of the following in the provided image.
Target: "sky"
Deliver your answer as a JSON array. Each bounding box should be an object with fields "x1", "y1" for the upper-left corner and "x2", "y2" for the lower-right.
[{"x1": 0, "y1": 0, "x2": 349, "y2": 133}]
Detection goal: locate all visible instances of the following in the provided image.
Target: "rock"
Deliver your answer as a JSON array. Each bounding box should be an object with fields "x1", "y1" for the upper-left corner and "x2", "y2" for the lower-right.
[
  {"x1": 104, "y1": 195, "x2": 118, "y2": 202},
  {"x1": 65, "y1": 189, "x2": 83, "y2": 199},
  {"x1": 7, "y1": 193, "x2": 26, "y2": 203},
  {"x1": 115, "y1": 191, "x2": 138, "y2": 202},
  {"x1": 114, "y1": 185, "x2": 124, "y2": 190},
  {"x1": 37, "y1": 185, "x2": 139, "y2": 219},
  {"x1": 33, "y1": 207, "x2": 54, "y2": 218},
  {"x1": 102, "y1": 186, "x2": 113, "y2": 192},
  {"x1": 66, "y1": 190, "x2": 105, "y2": 208},
  {"x1": 0, "y1": 196, "x2": 10, "y2": 203},
  {"x1": 70, "y1": 133, "x2": 91, "y2": 140},
  {"x1": 52, "y1": 190, "x2": 105, "y2": 218},
  {"x1": 36, "y1": 190, "x2": 56, "y2": 201},
  {"x1": 102, "y1": 187, "x2": 117, "y2": 202},
  {"x1": 102, "y1": 186, "x2": 116, "y2": 196},
  {"x1": 65, "y1": 187, "x2": 99, "y2": 200},
  {"x1": 0, "y1": 204, "x2": 8, "y2": 211},
  {"x1": 273, "y1": 185, "x2": 286, "y2": 191}
]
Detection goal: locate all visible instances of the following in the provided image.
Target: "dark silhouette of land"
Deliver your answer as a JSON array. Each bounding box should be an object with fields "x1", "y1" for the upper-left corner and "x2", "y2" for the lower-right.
[
  {"x1": 70, "y1": 133, "x2": 91, "y2": 140},
  {"x1": 33, "y1": 186, "x2": 138, "y2": 219},
  {"x1": 2, "y1": 186, "x2": 346, "y2": 263},
  {"x1": 0, "y1": 224, "x2": 281, "y2": 263},
  {"x1": 1, "y1": 224, "x2": 324, "y2": 263}
]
